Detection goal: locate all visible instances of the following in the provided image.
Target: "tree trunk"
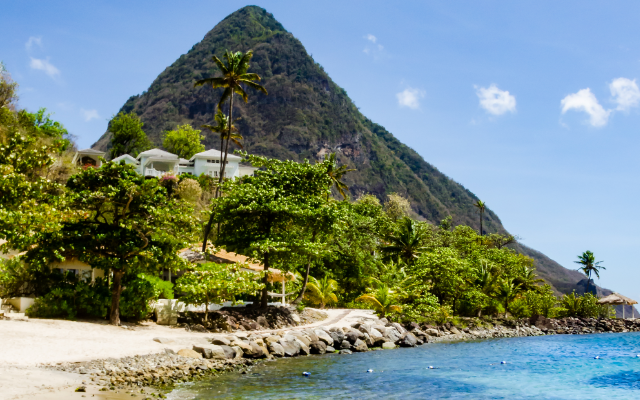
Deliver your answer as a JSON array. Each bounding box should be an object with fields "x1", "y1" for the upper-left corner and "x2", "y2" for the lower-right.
[
  {"x1": 480, "y1": 210, "x2": 483, "y2": 236},
  {"x1": 109, "y1": 270, "x2": 125, "y2": 326},
  {"x1": 292, "y1": 259, "x2": 311, "y2": 305},
  {"x1": 202, "y1": 93, "x2": 234, "y2": 252},
  {"x1": 260, "y1": 253, "x2": 270, "y2": 310}
]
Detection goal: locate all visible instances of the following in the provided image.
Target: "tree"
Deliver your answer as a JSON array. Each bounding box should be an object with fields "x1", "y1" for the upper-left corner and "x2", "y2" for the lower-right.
[
  {"x1": 495, "y1": 278, "x2": 521, "y2": 317},
  {"x1": 26, "y1": 161, "x2": 198, "y2": 325},
  {"x1": 211, "y1": 154, "x2": 334, "y2": 309},
  {"x1": 381, "y1": 217, "x2": 427, "y2": 264},
  {"x1": 473, "y1": 200, "x2": 486, "y2": 235},
  {"x1": 0, "y1": 62, "x2": 19, "y2": 110},
  {"x1": 356, "y1": 285, "x2": 402, "y2": 318},
  {"x1": 201, "y1": 110, "x2": 243, "y2": 199},
  {"x1": 162, "y1": 124, "x2": 205, "y2": 159},
  {"x1": 384, "y1": 193, "x2": 412, "y2": 221},
  {"x1": 108, "y1": 112, "x2": 151, "y2": 159},
  {"x1": 195, "y1": 50, "x2": 267, "y2": 251},
  {"x1": 304, "y1": 276, "x2": 339, "y2": 308},
  {"x1": 175, "y1": 262, "x2": 264, "y2": 322},
  {"x1": 325, "y1": 153, "x2": 355, "y2": 200},
  {"x1": 574, "y1": 250, "x2": 605, "y2": 294}
]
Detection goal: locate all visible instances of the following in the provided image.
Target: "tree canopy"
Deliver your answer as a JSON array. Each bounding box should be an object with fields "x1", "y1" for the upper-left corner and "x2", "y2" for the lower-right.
[
  {"x1": 108, "y1": 112, "x2": 151, "y2": 159},
  {"x1": 162, "y1": 124, "x2": 205, "y2": 159}
]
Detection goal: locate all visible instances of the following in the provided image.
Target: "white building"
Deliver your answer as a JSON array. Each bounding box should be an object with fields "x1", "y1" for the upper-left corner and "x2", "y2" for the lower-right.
[{"x1": 74, "y1": 148, "x2": 257, "y2": 179}]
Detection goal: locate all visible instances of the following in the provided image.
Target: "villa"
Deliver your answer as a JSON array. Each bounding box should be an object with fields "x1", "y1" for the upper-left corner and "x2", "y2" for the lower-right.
[{"x1": 72, "y1": 148, "x2": 257, "y2": 178}]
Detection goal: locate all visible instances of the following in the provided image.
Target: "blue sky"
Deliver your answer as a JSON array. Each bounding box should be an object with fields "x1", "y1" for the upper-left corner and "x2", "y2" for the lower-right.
[{"x1": 4, "y1": 1, "x2": 640, "y2": 300}]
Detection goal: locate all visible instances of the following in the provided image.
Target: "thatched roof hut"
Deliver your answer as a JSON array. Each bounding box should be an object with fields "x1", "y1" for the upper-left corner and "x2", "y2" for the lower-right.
[{"x1": 598, "y1": 293, "x2": 638, "y2": 319}]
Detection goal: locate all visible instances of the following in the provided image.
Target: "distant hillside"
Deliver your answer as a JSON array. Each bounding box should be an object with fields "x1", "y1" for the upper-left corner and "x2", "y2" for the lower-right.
[{"x1": 93, "y1": 5, "x2": 614, "y2": 297}]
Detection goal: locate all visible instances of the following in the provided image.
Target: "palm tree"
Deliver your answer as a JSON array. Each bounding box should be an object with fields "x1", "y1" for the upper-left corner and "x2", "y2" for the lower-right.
[
  {"x1": 495, "y1": 278, "x2": 521, "y2": 318},
  {"x1": 381, "y1": 217, "x2": 427, "y2": 264},
  {"x1": 325, "y1": 153, "x2": 355, "y2": 200},
  {"x1": 574, "y1": 250, "x2": 605, "y2": 294},
  {"x1": 195, "y1": 50, "x2": 267, "y2": 251},
  {"x1": 470, "y1": 261, "x2": 496, "y2": 317},
  {"x1": 473, "y1": 200, "x2": 486, "y2": 235},
  {"x1": 304, "y1": 276, "x2": 339, "y2": 309},
  {"x1": 514, "y1": 265, "x2": 544, "y2": 292},
  {"x1": 356, "y1": 285, "x2": 402, "y2": 318},
  {"x1": 201, "y1": 110, "x2": 243, "y2": 182}
]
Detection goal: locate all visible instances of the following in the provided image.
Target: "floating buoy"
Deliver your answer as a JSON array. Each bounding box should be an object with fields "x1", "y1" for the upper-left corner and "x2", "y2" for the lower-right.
[
  {"x1": 302, "y1": 372, "x2": 311, "y2": 376},
  {"x1": 428, "y1": 366, "x2": 434, "y2": 369},
  {"x1": 501, "y1": 361, "x2": 507, "y2": 365},
  {"x1": 636, "y1": 354, "x2": 640, "y2": 358},
  {"x1": 594, "y1": 356, "x2": 600, "y2": 360},
  {"x1": 367, "y1": 369, "x2": 373, "y2": 373}
]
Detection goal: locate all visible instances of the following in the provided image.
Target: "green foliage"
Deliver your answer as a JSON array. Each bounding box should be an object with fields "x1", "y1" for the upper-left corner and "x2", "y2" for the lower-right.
[
  {"x1": 0, "y1": 62, "x2": 19, "y2": 109},
  {"x1": 384, "y1": 193, "x2": 412, "y2": 221},
  {"x1": 382, "y1": 217, "x2": 427, "y2": 264},
  {"x1": 558, "y1": 291, "x2": 611, "y2": 318},
  {"x1": 108, "y1": 112, "x2": 151, "y2": 159},
  {"x1": 304, "y1": 276, "x2": 338, "y2": 308},
  {"x1": 140, "y1": 274, "x2": 174, "y2": 299},
  {"x1": 175, "y1": 262, "x2": 264, "y2": 320},
  {"x1": 174, "y1": 178, "x2": 202, "y2": 204},
  {"x1": 356, "y1": 284, "x2": 401, "y2": 318},
  {"x1": 162, "y1": 124, "x2": 205, "y2": 159}
]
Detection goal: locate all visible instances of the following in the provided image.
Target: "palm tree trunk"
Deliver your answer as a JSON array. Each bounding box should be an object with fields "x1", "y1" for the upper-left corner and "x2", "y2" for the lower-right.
[{"x1": 202, "y1": 93, "x2": 234, "y2": 252}]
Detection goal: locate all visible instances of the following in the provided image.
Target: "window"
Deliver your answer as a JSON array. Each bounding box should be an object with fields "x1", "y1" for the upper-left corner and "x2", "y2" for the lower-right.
[{"x1": 80, "y1": 270, "x2": 92, "y2": 282}]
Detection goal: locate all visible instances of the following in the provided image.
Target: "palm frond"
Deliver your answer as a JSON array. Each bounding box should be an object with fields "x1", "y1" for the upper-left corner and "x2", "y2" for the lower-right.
[{"x1": 240, "y1": 80, "x2": 268, "y2": 95}]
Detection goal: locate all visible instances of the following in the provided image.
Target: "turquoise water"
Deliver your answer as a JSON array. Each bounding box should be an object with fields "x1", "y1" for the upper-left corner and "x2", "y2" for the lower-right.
[{"x1": 169, "y1": 333, "x2": 640, "y2": 399}]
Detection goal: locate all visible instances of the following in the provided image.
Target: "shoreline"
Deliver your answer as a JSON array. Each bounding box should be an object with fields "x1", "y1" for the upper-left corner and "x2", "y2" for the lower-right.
[{"x1": 3, "y1": 312, "x2": 639, "y2": 399}]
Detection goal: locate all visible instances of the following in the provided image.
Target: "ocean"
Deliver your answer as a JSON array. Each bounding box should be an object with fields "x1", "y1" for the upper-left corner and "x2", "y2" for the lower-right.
[{"x1": 167, "y1": 332, "x2": 640, "y2": 399}]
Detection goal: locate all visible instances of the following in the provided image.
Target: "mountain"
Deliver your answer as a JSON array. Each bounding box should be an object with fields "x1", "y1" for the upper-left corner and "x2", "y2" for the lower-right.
[{"x1": 93, "y1": 5, "x2": 609, "y2": 297}]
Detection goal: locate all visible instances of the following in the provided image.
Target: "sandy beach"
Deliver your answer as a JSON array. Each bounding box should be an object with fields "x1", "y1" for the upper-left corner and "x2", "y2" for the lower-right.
[{"x1": 0, "y1": 309, "x2": 376, "y2": 399}]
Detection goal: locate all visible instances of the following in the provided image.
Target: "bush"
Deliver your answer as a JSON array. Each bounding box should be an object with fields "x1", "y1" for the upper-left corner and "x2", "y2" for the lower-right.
[
  {"x1": 119, "y1": 274, "x2": 161, "y2": 321},
  {"x1": 509, "y1": 298, "x2": 531, "y2": 319},
  {"x1": 140, "y1": 274, "x2": 174, "y2": 299},
  {"x1": 558, "y1": 291, "x2": 610, "y2": 318},
  {"x1": 174, "y1": 178, "x2": 202, "y2": 203}
]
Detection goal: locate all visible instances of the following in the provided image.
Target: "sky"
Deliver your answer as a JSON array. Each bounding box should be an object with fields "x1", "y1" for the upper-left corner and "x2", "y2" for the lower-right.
[{"x1": 3, "y1": 1, "x2": 640, "y2": 300}]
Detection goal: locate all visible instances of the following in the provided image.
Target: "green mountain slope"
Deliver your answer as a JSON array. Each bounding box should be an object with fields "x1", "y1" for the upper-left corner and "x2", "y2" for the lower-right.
[{"x1": 92, "y1": 5, "x2": 599, "y2": 296}]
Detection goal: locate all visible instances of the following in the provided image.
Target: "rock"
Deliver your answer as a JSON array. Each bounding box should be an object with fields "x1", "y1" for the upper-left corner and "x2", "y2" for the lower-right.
[
  {"x1": 231, "y1": 346, "x2": 244, "y2": 359},
  {"x1": 357, "y1": 324, "x2": 372, "y2": 336},
  {"x1": 191, "y1": 324, "x2": 208, "y2": 333},
  {"x1": 340, "y1": 340, "x2": 351, "y2": 350},
  {"x1": 346, "y1": 330, "x2": 364, "y2": 344},
  {"x1": 268, "y1": 342, "x2": 285, "y2": 357},
  {"x1": 295, "y1": 338, "x2": 310, "y2": 355},
  {"x1": 193, "y1": 345, "x2": 227, "y2": 360},
  {"x1": 314, "y1": 329, "x2": 334, "y2": 346},
  {"x1": 329, "y1": 330, "x2": 345, "y2": 346},
  {"x1": 363, "y1": 333, "x2": 374, "y2": 347},
  {"x1": 230, "y1": 340, "x2": 252, "y2": 354},
  {"x1": 391, "y1": 322, "x2": 407, "y2": 335},
  {"x1": 449, "y1": 327, "x2": 461, "y2": 335},
  {"x1": 406, "y1": 322, "x2": 420, "y2": 331},
  {"x1": 256, "y1": 316, "x2": 269, "y2": 328},
  {"x1": 382, "y1": 342, "x2": 396, "y2": 350},
  {"x1": 399, "y1": 333, "x2": 418, "y2": 347},
  {"x1": 326, "y1": 346, "x2": 335, "y2": 352},
  {"x1": 153, "y1": 337, "x2": 175, "y2": 344},
  {"x1": 530, "y1": 315, "x2": 554, "y2": 330},
  {"x1": 265, "y1": 336, "x2": 280, "y2": 345},
  {"x1": 310, "y1": 340, "x2": 327, "y2": 354},
  {"x1": 164, "y1": 348, "x2": 176, "y2": 355},
  {"x1": 279, "y1": 338, "x2": 301, "y2": 357},
  {"x1": 424, "y1": 328, "x2": 440, "y2": 337},
  {"x1": 219, "y1": 345, "x2": 236, "y2": 359},
  {"x1": 244, "y1": 341, "x2": 267, "y2": 359},
  {"x1": 383, "y1": 329, "x2": 402, "y2": 343},
  {"x1": 379, "y1": 317, "x2": 389, "y2": 324},
  {"x1": 177, "y1": 349, "x2": 202, "y2": 359},
  {"x1": 339, "y1": 349, "x2": 353, "y2": 355},
  {"x1": 303, "y1": 329, "x2": 319, "y2": 342},
  {"x1": 291, "y1": 314, "x2": 301, "y2": 324},
  {"x1": 291, "y1": 332, "x2": 311, "y2": 346},
  {"x1": 352, "y1": 339, "x2": 368, "y2": 352},
  {"x1": 211, "y1": 337, "x2": 231, "y2": 346}
]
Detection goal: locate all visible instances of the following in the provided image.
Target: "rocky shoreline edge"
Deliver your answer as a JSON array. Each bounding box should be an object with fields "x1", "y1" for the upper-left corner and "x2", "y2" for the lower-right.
[{"x1": 43, "y1": 315, "x2": 640, "y2": 397}]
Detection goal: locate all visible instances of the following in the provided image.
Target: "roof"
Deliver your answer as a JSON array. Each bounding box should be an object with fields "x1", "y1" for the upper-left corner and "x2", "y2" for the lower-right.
[
  {"x1": 137, "y1": 148, "x2": 179, "y2": 160},
  {"x1": 178, "y1": 246, "x2": 295, "y2": 283},
  {"x1": 179, "y1": 158, "x2": 193, "y2": 164},
  {"x1": 598, "y1": 293, "x2": 638, "y2": 305},
  {"x1": 77, "y1": 148, "x2": 106, "y2": 155},
  {"x1": 111, "y1": 154, "x2": 139, "y2": 164},
  {"x1": 190, "y1": 149, "x2": 243, "y2": 161}
]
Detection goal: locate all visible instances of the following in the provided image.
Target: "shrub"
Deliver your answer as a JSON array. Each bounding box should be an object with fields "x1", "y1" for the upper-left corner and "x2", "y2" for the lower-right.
[
  {"x1": 26, "y1": 275, "x2": 110, "y2": 319},
  {"x1": 509, "y1": 298, "x2": 531, "y2": 319},
  {"x1": 140, "y1": 274, "x2": 174, "y2": 299},
  {"x1": 174, "y1": 178, "x2": 202, "y2": 203}
]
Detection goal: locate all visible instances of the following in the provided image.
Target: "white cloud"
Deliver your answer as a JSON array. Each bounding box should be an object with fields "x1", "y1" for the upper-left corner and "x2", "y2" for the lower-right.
[
  {"x1": 365, "y1": 34, "x2": 377, "y2": 43},
  {"x1": 609, "y1": 77, "x2": 640, "y2": 112},
  {"x1": 475, "y1": 84, "x2": 516, "y2": 115},
  {"x1": 81, "y1": 108, "x2": 100, "y2": 122},
  {"x1": 561, "y1": 88, "x2": 610, "y2": 127},
  {"x1": 396, "y1": 87, "x2": 425, "y2": 110},
  {"x1": 25, "y1": 36, "x2": 42, "y2": 51},
  {"x1": 29, "y1": 57, "x2": 60, "y2": 78}
]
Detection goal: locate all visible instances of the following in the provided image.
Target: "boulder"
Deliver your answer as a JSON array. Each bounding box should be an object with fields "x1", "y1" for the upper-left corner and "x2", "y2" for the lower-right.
[
  {"x1": 256, "y1": 316, "x2": 269, "y2": 328},
  {"x1": 339, "y1": 349, "x2": 353, "y2": 354},
  {"x1": 326, "y1": 346, "x2": 336, "y2": 352},
  {"x1": 449, "y1": 327, "x2": 461, "y2": 335},
  {"x1": 340, "y1": 340, "x2": 351, "y2": 350},
  {"x1": 363, "y1": 333, "x2": 374, "y2": 347},
  {"x1": 243, "y1": 342, "x2": 267, "y2": 359},
  {"x1": 265, "y1": 336, "x2": 280, "y2": 345},
  {"x1": 530, "y1": 315, "x2": 554, "y2": 330},
  {"x1": 219, "y1": 345, "x2": 236, "y2": 359},
  {"x1": 268, "y1": 342, "x2": 285, "y2": 357},
  {"x1": 230, "y1": 340, "x2": 252, "y2": 354},
  {"x1": 303, "y1": 329, "x2": 319, "y2": 342},
  {"x1": 231, "y1": 346, "x2": 244, "y2": 359},
  {"x1": 346, "y1": 330, "x2": 364, "y2": 344},
  {"x1": 391, "y1": 322, "x2": 407, "y2": 335},
  {"x1": 295, "y1": 338, "x2": 310, "y2": 355},
  {"x1": 314, "y1": 329, "x2": 334, "y2": 346},
  {"x1": 278, "y1": 338, "x2": 301, "y2": 357},
  {"x1": 382, "y1": 342, "x2": 396, "y2": 350},
  {"x1": 291, "y1": 332, "x2": 311, "y2": 346},
  {"x1": 177, "y1": 349, "x2": 202, "y2": 359},
  {"x1": 310, "y1": 340, "x2": 327, "y2": 354},
  {"x1": 399, "y1": 332, "x2": 418, "y2": 347},
  {"x1": 383, "y1": 329, "x2": 402, "y2": 344},
  {"x1": 192, "y1": 345, "x2": 227, "y2": 360},
  {"x1": 329, "y1": 330, "x2": 345, "y2": 345},
  {"x1": 424, "y1": 328, "x2": 440, "y2": 337},
  {"x1": 211, "y1": 337, "x2": 231, "y2": 346},
  {"x1": 379, "y1": 317, "x2": 389, "y2": 324},
  {"x1": 406, "y1": 321, "x2": 420, "y2": 331},
  {"x1": 357, "y1": 324, "x2": 372, "y2": 336},
  {"x1": 291, "y1": 313, "x2": 301, "y2": 324},
  {"x1": 352, "y1": 339, "x2": 368, "y2": 352}
]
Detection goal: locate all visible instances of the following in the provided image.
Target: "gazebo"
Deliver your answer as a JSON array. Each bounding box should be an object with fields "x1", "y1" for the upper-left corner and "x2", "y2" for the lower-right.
[{"x1": 598, "y1": 293, "x2": 638, "y2": 319}]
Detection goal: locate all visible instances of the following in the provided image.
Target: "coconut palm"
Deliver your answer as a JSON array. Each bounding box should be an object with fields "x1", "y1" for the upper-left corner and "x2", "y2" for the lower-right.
[
  {"x1": 381, "y1": 217, "x2": 427, "y2": 264},
  {"x1": 356, "y1": 285, "x2": 402, "y2": 318},
  {"x1": 196, "y1": 50, "x2": 267, "y2": 251},
  {"x1": 495, "y1": 278, "x2": 521, "y2": 318},
  {"x1": 304, "y1": 276, "x2": 339, "y2": 308},
  {"x1": 574, "y1": 250, "x2": 605, "y2": 294},
  {"x1": 473, "y1": 200, "x2": 486, "y2": 235},
  {"x1": 470, "y1": 261, "x2": 496, "y2": 317},
  {"x1": 514, "y1": 265, "x2": 544, "y2": 292},
  {"x1": 325, "y1": 153, "x2": 355, "y2": 200}
]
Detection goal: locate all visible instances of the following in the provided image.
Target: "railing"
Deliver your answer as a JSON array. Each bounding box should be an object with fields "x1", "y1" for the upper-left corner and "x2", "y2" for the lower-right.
[{"x1": 144, "y1": 168, "x2": 165, "y2": 177}]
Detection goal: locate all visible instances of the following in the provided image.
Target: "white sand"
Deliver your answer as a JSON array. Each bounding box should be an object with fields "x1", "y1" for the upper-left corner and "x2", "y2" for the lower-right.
[{"x1": 0, "y1": 308, "x2": 377, "y2": 399}]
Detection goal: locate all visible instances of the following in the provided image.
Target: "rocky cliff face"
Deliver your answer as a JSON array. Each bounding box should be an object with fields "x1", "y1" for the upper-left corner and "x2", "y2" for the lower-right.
[{"x1": 92, "y1": 5, "x2": 611, "y2": 297}]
